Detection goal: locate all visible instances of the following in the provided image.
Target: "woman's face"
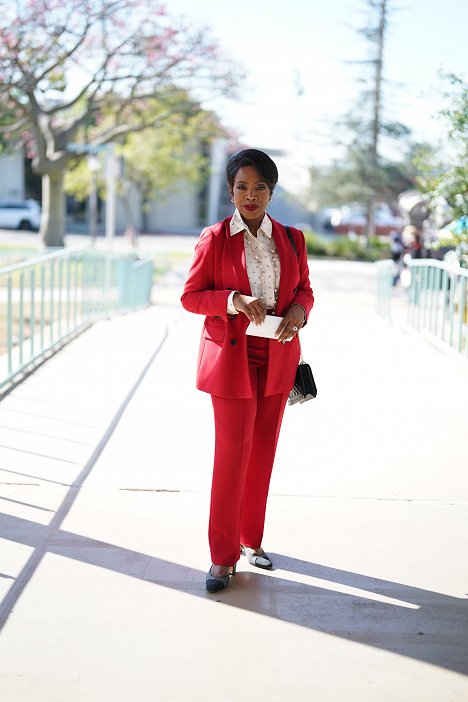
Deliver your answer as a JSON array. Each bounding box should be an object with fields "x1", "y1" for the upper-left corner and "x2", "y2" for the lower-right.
[{"x1": 230, "y1": 166, "x2": 271, "y2": 227}]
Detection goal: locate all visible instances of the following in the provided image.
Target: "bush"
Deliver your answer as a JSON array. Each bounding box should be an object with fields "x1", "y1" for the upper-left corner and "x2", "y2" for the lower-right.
[
  {"x1": 303, "y1": 230, "x2": 390, "y2": 262},
  {"x1": 302, "y1": 231, "x2": 330, "y2": 257}
]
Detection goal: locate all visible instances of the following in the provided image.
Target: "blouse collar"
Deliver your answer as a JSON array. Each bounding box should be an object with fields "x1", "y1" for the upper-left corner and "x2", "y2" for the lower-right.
[{"x1": 229, "y1": 208, "x2": 272, "y2": 238}]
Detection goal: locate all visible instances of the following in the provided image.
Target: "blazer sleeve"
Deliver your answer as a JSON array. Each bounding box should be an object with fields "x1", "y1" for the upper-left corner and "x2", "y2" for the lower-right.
[
  {"x1": 180, "y1": 227, "x2": 232, "y2": 320},
  {"x1": 290, "y1": 227, "x2": 314, "y2": 324}
]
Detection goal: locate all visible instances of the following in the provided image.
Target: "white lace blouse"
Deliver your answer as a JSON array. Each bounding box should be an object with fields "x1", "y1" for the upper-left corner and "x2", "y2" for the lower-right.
[{"x1": 227, "y1": 209, "x2": 281, "y2": 313}]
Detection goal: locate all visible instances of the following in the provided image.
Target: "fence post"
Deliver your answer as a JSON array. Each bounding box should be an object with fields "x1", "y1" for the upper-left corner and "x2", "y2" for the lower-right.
[{"x1": 376, "y1": 260, "x2": 394, "y2": 321}]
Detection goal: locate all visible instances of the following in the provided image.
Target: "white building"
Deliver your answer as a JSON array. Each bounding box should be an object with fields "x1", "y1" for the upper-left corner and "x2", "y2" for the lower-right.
[
  {"x1": 0, "y1": 152, "x2": 25, "y2": 200},
  {"x1": 0, "y1": 141, "x2": 315, "y2": 234}
]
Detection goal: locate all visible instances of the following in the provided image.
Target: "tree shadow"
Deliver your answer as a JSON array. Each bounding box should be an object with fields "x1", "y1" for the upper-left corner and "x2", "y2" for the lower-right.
[
  {"x1": 0, "y1": 511, "x2": 467, "y2": 675},
  {"x1": 1, "y1": 327, "x2": 467, "y2": 677}
]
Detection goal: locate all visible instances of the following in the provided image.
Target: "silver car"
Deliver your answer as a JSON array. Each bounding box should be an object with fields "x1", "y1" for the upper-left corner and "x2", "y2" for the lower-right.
[{"x1": 0, "y1": 199, "x2": 41, "y2": 230}]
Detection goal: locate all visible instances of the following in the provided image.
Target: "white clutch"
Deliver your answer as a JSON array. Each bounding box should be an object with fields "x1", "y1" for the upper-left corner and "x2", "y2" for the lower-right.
[{"x1": 245, "y1": 315, "x2": 291, "y2": 340}]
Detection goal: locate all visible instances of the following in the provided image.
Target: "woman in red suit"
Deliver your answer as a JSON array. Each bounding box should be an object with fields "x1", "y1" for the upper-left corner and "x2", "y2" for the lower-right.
[{"x1": 181, "y1": 149, "x2": 314, "y2": 592}]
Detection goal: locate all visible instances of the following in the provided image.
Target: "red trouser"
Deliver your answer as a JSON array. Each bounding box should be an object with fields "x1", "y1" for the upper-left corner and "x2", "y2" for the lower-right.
[{"x1": 209, "y1": 336, "x2": 289, "y2": 566}]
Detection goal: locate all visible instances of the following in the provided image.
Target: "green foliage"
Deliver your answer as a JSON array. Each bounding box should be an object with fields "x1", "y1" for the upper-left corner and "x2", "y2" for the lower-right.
[
  {"x1": 308, "y1": 0, "x2": 414, "y2": 239},
  {"x1": 120, "y1": 103, "x2": 219, "y2": 202},
  {"x1": 308, "y1": 163, "x2": 367, "y2": 209},
  {"x1": 64, "y1": 93, "x2": 221, "y2": 227},
  {"x1": 0, "y1": 0, "x2": 238, "y2": 245},
  {"x1": 302, "y1": 231, "x2": 330, "y2": 257},
  {"x1": 303, "y1": 231, "x2": 389, "y2": 262},
  {"x1": 308, "y1": 0, "x2": 417, "y2": 214},
  {"x1": 308, "y1": 150, "x2": 417, "y2": 211},
  {"x1": 414, "y1": 75, "x2": 468, "y2": 260},
  {"x1": 64, "y1": 159, "x2": 98, "y2": 201}
]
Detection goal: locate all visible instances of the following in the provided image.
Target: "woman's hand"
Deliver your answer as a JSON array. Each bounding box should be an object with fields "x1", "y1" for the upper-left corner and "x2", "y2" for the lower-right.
[
  {"x1": 275, "y1": 304, "x2": 305, "y2": 343},
  {"x1": 233, "y1": 293, "x2": 266, "y2": 325}
]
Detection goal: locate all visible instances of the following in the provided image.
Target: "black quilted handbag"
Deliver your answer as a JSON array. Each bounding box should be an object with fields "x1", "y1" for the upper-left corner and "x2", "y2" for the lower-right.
[
  {"x1": 283, "y1": 226, "x2": 317, "y2": 406},
  {"x1": 288, "y1": 361, "x2": 317, "y2": 405}
]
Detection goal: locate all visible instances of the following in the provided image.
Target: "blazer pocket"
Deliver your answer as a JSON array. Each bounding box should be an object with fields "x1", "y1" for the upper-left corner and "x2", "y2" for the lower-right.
[{"x1": 204, "y1": 321, "x2": 226, "y2": 343}]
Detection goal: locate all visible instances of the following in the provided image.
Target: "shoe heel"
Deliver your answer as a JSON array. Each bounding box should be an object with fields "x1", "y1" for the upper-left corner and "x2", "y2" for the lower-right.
[{"x1": 231, "y1": 563, "x2": 237, "y2": 575}]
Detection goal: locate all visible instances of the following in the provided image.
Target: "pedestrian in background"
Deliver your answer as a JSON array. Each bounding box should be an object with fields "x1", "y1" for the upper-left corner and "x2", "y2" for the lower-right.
[
  {"x1": 403, "y1": 225, "x2": 423, "y2": 258},
  {"x1": 181, "y1": 149, "x2": 314, "y2": 592},
  {"x1": 389, "y1": 228, "x2": 404, "y2": 285}
]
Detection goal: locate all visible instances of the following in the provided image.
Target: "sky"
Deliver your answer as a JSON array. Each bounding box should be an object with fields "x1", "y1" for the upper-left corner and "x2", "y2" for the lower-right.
[{"x1": 164, "y1": 0, "x2": 467, "y2": 172}]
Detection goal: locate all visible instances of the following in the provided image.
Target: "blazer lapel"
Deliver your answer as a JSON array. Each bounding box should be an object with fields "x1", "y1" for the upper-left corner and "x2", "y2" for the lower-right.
[
  {"x1": 271, "y1": 218, "x2": 296, "y2": 315},
  {"x1": 224, "y1": 220, "x2": 252, "y2": 295}
]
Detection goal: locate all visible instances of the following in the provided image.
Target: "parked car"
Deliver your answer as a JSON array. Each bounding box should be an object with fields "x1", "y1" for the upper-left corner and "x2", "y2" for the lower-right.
[
  {"x1": 0, "y1": 199, "x2": 41, "y2": 230},
  {"x1": 330, "y1": 203, "x2": 403, "y2": 235},
  {"x1": 318, "y1": 207, "x2": 341, "y2": 232}
]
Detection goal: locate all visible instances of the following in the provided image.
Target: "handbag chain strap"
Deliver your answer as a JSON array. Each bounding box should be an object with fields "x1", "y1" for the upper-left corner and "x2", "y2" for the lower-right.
[
  {"x1": 297, "y1": 332, "x2": 304, "y2": 364},
  {"x1": 284, "y1": 226, "x2": 305, "y2": 364}
]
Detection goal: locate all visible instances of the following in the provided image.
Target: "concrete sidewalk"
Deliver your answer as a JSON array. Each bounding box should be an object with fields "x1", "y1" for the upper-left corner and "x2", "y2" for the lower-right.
[{"x1": 0, "y1": 259, "x2": 467, "y2": 701}]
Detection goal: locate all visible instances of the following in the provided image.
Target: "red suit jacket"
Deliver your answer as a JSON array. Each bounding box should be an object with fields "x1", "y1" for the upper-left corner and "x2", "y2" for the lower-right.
[{"x1": 181, "y1": 216, "x2": 314, "y2": 398}]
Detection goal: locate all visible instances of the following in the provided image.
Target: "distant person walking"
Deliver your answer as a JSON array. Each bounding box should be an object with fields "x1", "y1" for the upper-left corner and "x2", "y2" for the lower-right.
[
  {"x1": 389, "y1": 229, "x2": 404, "y2": 285},
  {"x1": 403, "y1": 225, "x2": 423, "y2": 259},
  {"x1": 181, "y1": 149, "x2": 314, "y2": 592}
]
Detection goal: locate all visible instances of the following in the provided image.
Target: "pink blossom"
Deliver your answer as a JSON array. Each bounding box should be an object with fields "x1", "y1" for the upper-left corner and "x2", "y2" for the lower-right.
[
  {"x1": 109, "y1": 17, "x2": 127, "y2": 29},
  {"x1": 2, "y1": 30, "x2": 18, "y2": 49},
  {"x1": 107, "y1": 57, "x2": 122, "y2": 71},
  {"x1": 161, "y1": 27, "x2": 179, "y2": 43},
  {"x1": 204, "y1": 44, "x2": 219, "y2": 59}
]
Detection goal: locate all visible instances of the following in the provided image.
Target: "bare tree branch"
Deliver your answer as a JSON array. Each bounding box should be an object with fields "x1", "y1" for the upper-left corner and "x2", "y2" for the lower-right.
[
  {"x1": 0, "y1": 117, "x2": 30, "y2": 135},
  {"x1": 34, "y1": 20, "x2": 92, "y2": 87}
]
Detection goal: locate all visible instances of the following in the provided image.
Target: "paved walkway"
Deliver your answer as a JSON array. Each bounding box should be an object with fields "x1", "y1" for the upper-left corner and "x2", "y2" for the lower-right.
[{"x1": 0, "y1": 254, "x2": 467, "y2": 701}]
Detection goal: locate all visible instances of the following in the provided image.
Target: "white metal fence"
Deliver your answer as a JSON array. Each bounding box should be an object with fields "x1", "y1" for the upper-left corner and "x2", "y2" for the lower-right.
[
  {"x1": 0, "y1": 248, "x2": 153, "y2": 394},
  {"x1": 377, "y1": 258, "x2": 468, "y2": 359}
]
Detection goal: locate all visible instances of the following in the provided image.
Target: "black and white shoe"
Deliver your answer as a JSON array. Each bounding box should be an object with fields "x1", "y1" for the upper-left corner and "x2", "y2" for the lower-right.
[
  {"x1": 205, "y1": 564, "x2": 236, "y2": 593},
  {"x1": 240, "y1": 545, "x2": 273, "y2": 569}
]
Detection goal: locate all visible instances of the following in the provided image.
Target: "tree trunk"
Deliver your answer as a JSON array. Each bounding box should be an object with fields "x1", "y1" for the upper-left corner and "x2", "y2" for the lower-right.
[
  {"x1": 40, "y1": 171, "x2": 66, "y2": 247},
  {"x1": 142, "y1": 196, "x2": 150, "y2": 234},
  {"x1": 365, "y1": 0, "x2": 387, "y2": 243},
  {"x1": 366, "y1": 197, "x2": 377, "y2": 240}
]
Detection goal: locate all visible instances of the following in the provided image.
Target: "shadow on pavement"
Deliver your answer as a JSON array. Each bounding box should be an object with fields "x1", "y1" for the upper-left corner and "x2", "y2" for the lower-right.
[
  {"x1": 1, "y1": 280, "x2": 467, "y2": 684},
  {"x1": 0, "y1": 510, "x2": 467, "y2": 676}
]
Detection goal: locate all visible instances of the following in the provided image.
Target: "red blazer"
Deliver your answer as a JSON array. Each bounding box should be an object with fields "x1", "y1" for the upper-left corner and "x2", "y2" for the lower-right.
[{"x1": 181, "y1": 216, "x2": 314, "y2": 398}]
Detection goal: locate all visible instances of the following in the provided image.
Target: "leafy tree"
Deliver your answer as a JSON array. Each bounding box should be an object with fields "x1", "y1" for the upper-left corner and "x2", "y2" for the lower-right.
[
  {"x1": 353, "y1": 0, "x2": 391, "y2": 239},
  {"x1": 312, "y1": 0, "x2": 412, "y2": 238},
  {"x1": 0, "y1": 0, "x2": 237, "y2": 246},
  {"x1": 414, "y1": 75, "x2": 468, "y2": 261},
  {"x1": 64, "y1": 92, "x2": 222, "y2": 240},
  {"x1": 120, "y1": 98, "x2": 220, "y2": 235},
  {"x1": 308, "y1": 144, "x2": 418, "y2": 212}
]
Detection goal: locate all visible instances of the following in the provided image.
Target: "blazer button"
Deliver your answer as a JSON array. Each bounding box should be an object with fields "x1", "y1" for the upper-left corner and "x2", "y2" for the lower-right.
[{"x1": 230, "y1": 338, "x2": 237, "y2": 345}]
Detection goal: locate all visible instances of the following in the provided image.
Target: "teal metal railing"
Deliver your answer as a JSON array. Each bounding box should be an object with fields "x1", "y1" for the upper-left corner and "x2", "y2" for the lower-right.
[
  {"x1": 0, "y1": 248, "x2": 153, "y2": 393},
  {"x1": 376, "y1": 259, "x2": 394, "y2": 320},
  {"x1": 376, "y1": 258, "x2": 468, "y2": 358},
  {"x1": 407, "y1": 259, "x2": 468, "y2": 357}
]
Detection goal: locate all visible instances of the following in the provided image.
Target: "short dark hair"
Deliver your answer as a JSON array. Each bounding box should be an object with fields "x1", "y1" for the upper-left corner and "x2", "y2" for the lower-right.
[{"x1": 226, "y1": 149, "x2": 279, "y2": 192}]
